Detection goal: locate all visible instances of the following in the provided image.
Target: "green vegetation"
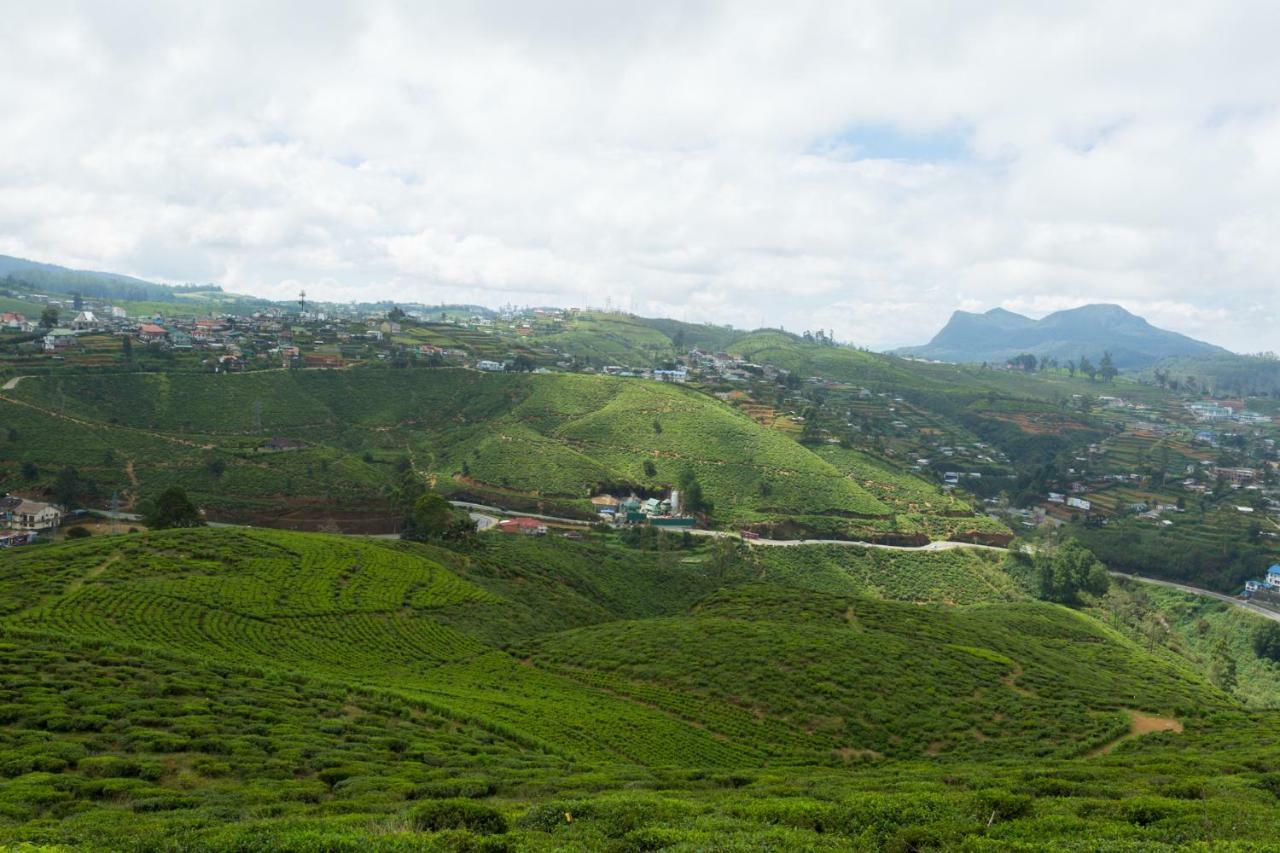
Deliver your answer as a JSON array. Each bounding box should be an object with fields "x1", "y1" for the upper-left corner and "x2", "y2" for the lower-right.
[
  {"x1": 4, "y1": 527, "x2": 1280, "y2": 848},
  {"x1": 0, "y1": 368, "x2": 995, "y2": 541},
  {"x1": 141, "y1": 486, "x2": 204, "y2": 529}
]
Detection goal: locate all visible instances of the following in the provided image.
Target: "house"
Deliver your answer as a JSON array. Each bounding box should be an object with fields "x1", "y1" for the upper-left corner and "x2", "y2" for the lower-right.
[
  {"x1": 109, "y1": 306, "x2": 127, "y2": 319},
  {"x1": 1245, "y1": 567, "x2": 1280, "y2": 597},
  {"x1": 215, "y1": 354, "x2": 245, "y2": 373},
  {"x1": 0, "y1": 496, "x2": 62, "y2": 531},
  {"x1": 169, "y1": 330, "x2": 194, "y2": 349},
  {"x1": 2, "y1": 312, "x2": 27, "y2": 329},
  {"x1": 0, "y1": 529, "x2": 37, "y2": 547},
  {"x1": 43, "y1": 328, "x2": 77, "y2": 352},
  {"x1": 498, "y1": 517, "x2": 547, "y2": 535},
  {"x1": 70, "y1": 310, "x2": 99, "y2": 330},
  {"x1": 1215, "y1": 467, "x2": 1257, "y2": 486},
  {"x1": 138, "y1": 323, "x2": 167, "y2": 342},
  {"x1": 476, "y1": 360, "x2": 504, "y2": 372},
  {"x1": 379, "y1": 320, "x2": 402, "y2": 335}
]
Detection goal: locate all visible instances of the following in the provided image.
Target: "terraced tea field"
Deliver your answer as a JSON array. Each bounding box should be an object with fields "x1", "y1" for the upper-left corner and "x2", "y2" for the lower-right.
[
  {"x1": 0, "y1": 368, "x2": 996, "y2": 540},
  {"x1": 2, "y1": 527, "x2": 1279, "y2": 849}
]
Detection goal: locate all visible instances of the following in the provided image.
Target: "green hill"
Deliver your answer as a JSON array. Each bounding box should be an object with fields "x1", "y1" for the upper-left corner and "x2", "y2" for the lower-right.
[
  {"x1": 4, "y1": 527, "x2": 1276, "y2": 849},
  {"x1": 0, "y1": 368, "x2": 1004, "y2": 541}
]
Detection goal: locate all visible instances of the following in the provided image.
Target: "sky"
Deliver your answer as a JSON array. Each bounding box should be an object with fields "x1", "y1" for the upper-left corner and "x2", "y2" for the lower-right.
[{"x1": 1, "y1": 1, "x2": 1278, "y2": 353}]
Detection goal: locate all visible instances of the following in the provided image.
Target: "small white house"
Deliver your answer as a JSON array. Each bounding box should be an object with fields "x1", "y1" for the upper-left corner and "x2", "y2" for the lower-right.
[
  {"x1": 476, "y1": 360, "x2": 504, "y2": 372},
  {"x1": 0, "y1": 496, "x2": 62, "y2": 531}
]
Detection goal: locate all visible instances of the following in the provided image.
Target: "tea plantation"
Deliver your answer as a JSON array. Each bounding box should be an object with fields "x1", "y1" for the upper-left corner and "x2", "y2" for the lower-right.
[
  {"x1": 5, "y1": 527, "x2": 1280, "y2": 849},
  {"x1": 0, "y1": 368, "x2": 994, "y2": 540}
]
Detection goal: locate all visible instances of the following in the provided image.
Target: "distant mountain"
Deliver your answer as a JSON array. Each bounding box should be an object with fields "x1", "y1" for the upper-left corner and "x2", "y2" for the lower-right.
[
  {"x1": 894, "y1": 304, "x2": 1229, "y2": 369},
  {"x1": 0, "y1": 253, "x2": 239, "y2": 306}
]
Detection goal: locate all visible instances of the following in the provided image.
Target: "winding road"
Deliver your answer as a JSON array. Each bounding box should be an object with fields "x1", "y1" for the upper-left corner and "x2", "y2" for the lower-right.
[
  {"x1": 83, "y1": 508, "x2": 1280, "y2": 622},
  {"x1": 1109, "y1": 571, "x2": 1280, "y2": 624}
]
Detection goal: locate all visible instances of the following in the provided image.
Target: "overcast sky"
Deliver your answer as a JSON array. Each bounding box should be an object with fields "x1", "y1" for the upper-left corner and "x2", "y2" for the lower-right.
[{"x1": 2, "y1": 2, "x2": 1278, "y2": 351}]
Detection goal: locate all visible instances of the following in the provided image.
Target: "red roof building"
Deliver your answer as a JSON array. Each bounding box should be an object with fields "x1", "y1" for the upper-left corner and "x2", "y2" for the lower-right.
[{"x1": 497, "y1": 517, "x2": 547, "y2": 535}]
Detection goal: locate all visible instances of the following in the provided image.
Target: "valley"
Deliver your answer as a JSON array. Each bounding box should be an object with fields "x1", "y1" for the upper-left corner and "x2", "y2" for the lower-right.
[{"x1": 2, "y1": 267, "x2": 1280, "y2": 850}]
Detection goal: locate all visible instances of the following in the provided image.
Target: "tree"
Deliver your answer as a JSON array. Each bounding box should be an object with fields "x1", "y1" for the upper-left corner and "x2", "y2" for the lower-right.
[
  {"x1": 72, "y1": 292, "x2": 83, "y2": 311},
  {"x1": 1009, "y1": 353, "x2": 1037, "y2": 372},
  {"x1": 1079, "y1": 356, "x2": 1097, "y2": 382},
  {"x1": 387, "y1": 306, "x2": 406, "y2": 322},
  {"x1": 207, "y1": 458, "x2": 227, "y2": 477},
  {"x1": 144, "y1": 487, "x2": 205, "y2": 529},
  {"x1": 678, "y1": 470, "x2": 712, "y2": 517},
  {"x1": 1099, "y1": 351, "x2": 1118, "y2": 383},
  {"x1": 1253, "y1": 622, "x2": 1280, "y2": 662},
  {"x1": 51, "y1": 466, "x2": 90, "y2": 509},
  {"x1": 401, "y1": 492, "x2": 476, "y2": 545},
  {"x1": 20, "y1": 461, "x2": 38, "y2": 481},
  {"x1": 1033, "y1": 539, "x2": 1109, "y2": 605},
  {"x1": 121, "y1": 335, "x2": 133, "y2": 362},
  {"x1": 642, "y1": 459, "x2": 657, "y2": 478},
  {"x1": 39, "y1": 306, "x2": 59, "y2": 329},
  {"x1": 1209, "y1": 639, "x2": 1237, "y2": 693},
  {"x1": 1066, "y1": 359, "x2": 1077, "y2": 378}
]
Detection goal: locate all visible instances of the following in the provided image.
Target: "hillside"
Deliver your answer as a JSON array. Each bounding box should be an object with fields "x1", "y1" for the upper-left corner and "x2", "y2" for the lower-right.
[
  {"x1": 0, "y1": 254, "x2": 270, "y2": 315},
  {"x1": 0, "y1": 368, "x2": 1004, "y2": 542},
  {"x1": 1144, "y1": 351, "x2": 1280, "y2": 397},
  {"x1": 4, "y1": 527, "x2": 1276, "y2": 849},
  {"x1": 897, "y1": 304, "x2": 1228, "y2": 368}
]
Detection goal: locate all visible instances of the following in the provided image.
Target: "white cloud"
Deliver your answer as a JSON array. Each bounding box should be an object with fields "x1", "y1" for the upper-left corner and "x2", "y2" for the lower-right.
[{"x1": 1, "y1": 1, "x2": 1278, "y2": 350}]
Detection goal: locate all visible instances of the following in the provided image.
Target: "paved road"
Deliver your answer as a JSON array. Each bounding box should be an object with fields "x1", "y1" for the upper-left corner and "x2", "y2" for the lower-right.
[
  {"x1": 470, "y1": 512, "x2": 499, "y2": 531},
  {"x1": 90, "y1": 500, "x2": 1003, "y2": 553},
  {"x1": 447, "y1": 500, "x2": 1006, "y2": 552},
  {"x1": 1110, "y1": 571, "x2": 1280, "y2": 624}
]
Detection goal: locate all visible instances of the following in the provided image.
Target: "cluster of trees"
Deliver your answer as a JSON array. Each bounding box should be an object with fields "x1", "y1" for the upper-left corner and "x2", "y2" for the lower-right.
[
  {"x1": 1150, "y1": 353, "x2": 1280, "y2": 397},
  {"x1": 1031, "y1": 540, "x2": 1110, "y2": 605},
  {"x1": 143, "y1": 487, "x2": 205, "y2": 529},
  {"x1": 391, "y1": 466, "x2": 477, "y2": 546},
  {"x1": 400, "y1": 492, "x2": 477, "y2": 546},
  {"x1": 1007, "y1": 351, "x2": 1118, "y2": 382},
  {"x1": 1253, "y1": 622, "x2": 1280, "y2": 663},
  {"x1": 678, "y1": 470, "x2": 712, "y2": 517}
]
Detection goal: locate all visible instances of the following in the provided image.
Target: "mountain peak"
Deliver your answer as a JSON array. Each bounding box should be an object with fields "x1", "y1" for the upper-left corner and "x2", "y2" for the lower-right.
[{"x1": 895, "y1": 302, "x2": 1227, "y2": 367}]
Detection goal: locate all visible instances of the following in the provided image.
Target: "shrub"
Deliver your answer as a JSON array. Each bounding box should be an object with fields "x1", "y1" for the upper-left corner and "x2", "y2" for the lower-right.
[
  {"x1": 408, "y1": 798, "x2": 508, "y2": 835},
  {"x1": 1253, "y1": 622, "x2": 1280, "y2": 662}
]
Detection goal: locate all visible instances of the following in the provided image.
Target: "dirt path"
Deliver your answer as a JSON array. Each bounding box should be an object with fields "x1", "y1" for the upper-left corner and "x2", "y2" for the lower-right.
[
  {"x1": 1, "y1": 375, "x2": 32, "y2": 390},
  {"x1": 0, "y1": 391, "x2": 210, "y2": 449},
  {"x1": 62, "y1": 554, "x2": 121, "y2": 597},
  {"x1": 1084, "y1": 710, "x2": 1182, "y2": 758}
]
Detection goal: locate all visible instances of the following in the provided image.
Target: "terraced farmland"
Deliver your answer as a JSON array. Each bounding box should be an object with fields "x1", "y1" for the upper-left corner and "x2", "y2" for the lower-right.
[
  {"x1": 0, "y1": 368, "x2": 996, "y2": 539},
  {"x1": 2, "y1": 527, "x2": 1278, "y2": 849}
]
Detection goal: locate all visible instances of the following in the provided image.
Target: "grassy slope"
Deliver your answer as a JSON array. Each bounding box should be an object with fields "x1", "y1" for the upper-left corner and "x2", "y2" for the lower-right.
[
  {"x1": 0, "y1": 369, "x2": 941, "y2": 531},
  {"x1": 0, "y1": 527, "x2": 1276, "y2": 849}
]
